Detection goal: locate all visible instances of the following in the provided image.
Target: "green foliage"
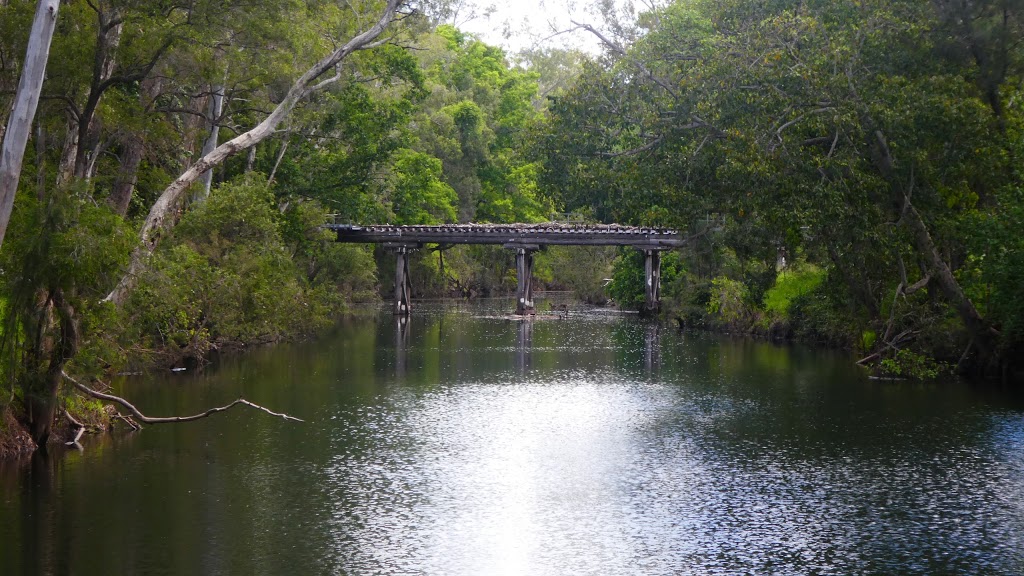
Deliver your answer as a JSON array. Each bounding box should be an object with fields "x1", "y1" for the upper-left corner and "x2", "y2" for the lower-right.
[
  {"x1": 964, "y1": 185, "x2": 1024, "y2": 355},
  {"x1": 706, "y1": 276, "x2": 751, "y2": 325},
  {"x1": 862, "y1": 330, "x2": 877, "y2": 352},
  {"x1": 62, "y1": 388, "x2": 110, "y2": 427},
  {"x1": 270, "y1": 79, "x2": 417, "y2": 224},
  {"x1": 606, "y1": 249, "x2": 647, "y2": 310},
  {"x1": 608, "y1": 249, "x2": 684, "y2": 310},
  {"x1": 880, "y1": 349, "x2": 948, "y2": 380},
  {"x1": 536, "y1": 246, "x2": 616, "y2": 304},
  {"x1": 1, "y1": 190, "x2": 133, "y2": 303},
  {"x1": 124, "y1": 176, "x2": 344, "y2": 365},
  {"x1": 387, "y1": 149, "x2": 458, "y2": 224},
  {"x1": 279, "y1": 200, "x2": 376, "y2": 300},
  {"x1": 532, "y1": 0, "x2": 1024, "y2": 375},
  {"x1": 408, "y1": 26, "x2": 547, "y2": 223},
  {"x1": 0, "y1": 187, "x2": 133, "y2": 421},
  {"x1": 763, "y1": 266, "x2": 825, "y2": 316},
  {"x1": 178, "y1": 176, "x2": 281, "y2": 249},
  {"x1": 514, "y1": 48, "x2": 587, "y2": 104},
  {"x1": 1, "y1": 189, "x2": 133, "y2": 342},
  {"x1": 784, "y1": 270, "x2": 863, "y2": 348}
]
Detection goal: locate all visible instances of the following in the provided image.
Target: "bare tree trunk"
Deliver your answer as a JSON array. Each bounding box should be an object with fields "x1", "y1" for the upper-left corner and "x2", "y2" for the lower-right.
[
  {"x1": 104, "y1": 0, "x2": 405, "y2": 306},
  {"x1": 25, "y1": 289, "x2": 78, "y2": 446},
  {"x1": 73, "y1": 8, "x2": 123, "y2": 179},
  {"x1": 35, "y1": 121, "x2": 46, "y2": 200},
  {"x1": 54, "y1": 114, "x2": 77, "y2": 187},
  {"x1": 195, "y1": 83, "x2": 225, "y2": 203},
  {"x1": 0, "y1": 0, "x2": 60, "y2": 249},
  {"x1": 64, "y1": 372, "x2": 303, "y2": 424},
  {"x1": 109, "y1": 131, "x2": 143, "y2": 215},
  {"x1": 267, "y1": 139, "x2": 289, "y2": 184},
  {"x1": 245, "y1": 145, "x2": 257, "y2": 173},
  {"x1": 83, "y1": 136, "x2": 105, "y2": 182}
]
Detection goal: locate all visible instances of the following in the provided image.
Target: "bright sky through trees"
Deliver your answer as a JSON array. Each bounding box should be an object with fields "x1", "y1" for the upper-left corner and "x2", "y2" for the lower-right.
[{"x1": 458, "y1": 0, "x2": 608, "y2": 53}]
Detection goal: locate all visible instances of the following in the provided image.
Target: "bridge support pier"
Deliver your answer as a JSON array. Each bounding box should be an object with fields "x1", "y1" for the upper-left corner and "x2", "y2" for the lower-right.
[
  {"x1": 393, "y1": 246, "x2": 414, "y2": 316},
  {"x1": 506, "y1": 244, "x2": 538, "y2": 315},
  {"x1": 515, "y1": 247, "x2": 536, "y2": 315},
  {"x1": 642, "y1": 248, "x2": 662, "y2": 315}
]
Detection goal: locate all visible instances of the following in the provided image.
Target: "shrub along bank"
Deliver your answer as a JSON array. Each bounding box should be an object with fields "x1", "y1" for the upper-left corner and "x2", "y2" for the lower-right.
[
  {"x1": 608, "y1": 249, "x2": 958, "y2": 381},
  {"x1": 112, "y1": 175, "x2": 377, "y2": 370},
  {"x1": 0, "y1": 175, "x2": 377, "y2": 455}
]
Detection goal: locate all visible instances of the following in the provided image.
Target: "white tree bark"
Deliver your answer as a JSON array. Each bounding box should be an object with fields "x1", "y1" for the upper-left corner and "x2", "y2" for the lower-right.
[
  {"x1": 195, "y1": 83, "x2": 225, "y2": 203},
  {"x1": 104, "y1": 0, "x2": 405, "y2": 305},
  {"x1": 0, "y1": 0, "x2": 60, "y2": 249}
]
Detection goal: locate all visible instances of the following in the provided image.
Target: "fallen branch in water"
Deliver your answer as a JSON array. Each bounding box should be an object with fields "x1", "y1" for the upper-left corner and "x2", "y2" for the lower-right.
[
  {"x1": 67, "y1": 426, "x2": 85, "y2": 446},
  {"x1": 62, "y1": 409, "x2": 85, "y2": 446},
  {"x1": 113, "y1": 412, "x2": 141, "y2": 431},
  {"x1": 856, "y1": 352, "x2": 880, "y2": 366},
  {"x1": 62, "y1": 407, "x2": 85, "y2": 429},
  {"x1": 63, "y1": 371, "x2": 304, "y2": 425}
]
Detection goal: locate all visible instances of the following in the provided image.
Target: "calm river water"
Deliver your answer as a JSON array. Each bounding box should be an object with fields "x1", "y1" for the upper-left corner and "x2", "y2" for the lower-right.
[{"x1": 2, "y1": 300, "x2": 1024, "y2": 575}]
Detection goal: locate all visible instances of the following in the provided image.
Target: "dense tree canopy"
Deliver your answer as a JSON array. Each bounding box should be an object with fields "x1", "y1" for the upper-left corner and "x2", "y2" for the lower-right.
[
  {"x1": 1, "y1": 0, "x2": 1023, "y2": 451},
  {"x1": 535, "y1": 0, "x2": 1024, "y2": 378}
]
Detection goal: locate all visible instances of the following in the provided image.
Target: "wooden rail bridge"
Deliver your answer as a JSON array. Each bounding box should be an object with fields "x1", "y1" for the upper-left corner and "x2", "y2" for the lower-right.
[{"x1": 327, "y1": 223, "x2": 685, "y2": 315}]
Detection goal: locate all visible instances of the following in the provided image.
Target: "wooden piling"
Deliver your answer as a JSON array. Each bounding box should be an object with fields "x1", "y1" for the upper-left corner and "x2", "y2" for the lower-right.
[
  {"x1": 394, "y1": 247, "x2": 413, "y2": 315},
  {"x1": 514, "y1": 247, "x2": 536, "y2": 315},
  {"x1": 643, "y1": 249, "x2": 662, "y2": 314}
]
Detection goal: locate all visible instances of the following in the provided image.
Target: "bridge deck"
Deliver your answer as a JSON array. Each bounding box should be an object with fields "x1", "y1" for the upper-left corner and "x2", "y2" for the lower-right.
[{"x1": 327, "y1": 223, "x2": 684, "y2": 249}]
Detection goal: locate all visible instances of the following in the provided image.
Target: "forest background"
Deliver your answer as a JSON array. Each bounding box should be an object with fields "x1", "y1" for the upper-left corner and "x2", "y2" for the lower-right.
[{"x1": 1, "y1": 0, "x2": 1022, "y2": 450}]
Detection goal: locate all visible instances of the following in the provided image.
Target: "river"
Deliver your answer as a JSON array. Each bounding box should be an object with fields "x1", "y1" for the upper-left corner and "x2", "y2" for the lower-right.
[{"x1": 2, "y1": 300, "x2": 1023, "y2": 575}]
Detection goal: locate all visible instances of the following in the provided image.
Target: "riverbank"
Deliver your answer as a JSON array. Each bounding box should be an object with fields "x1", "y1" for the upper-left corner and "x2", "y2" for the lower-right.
[
  {"x1": 0, "y1": 407, "x2": 34, "y2": 458},
  {"x1": 655, "y1": 261, "x2": 1023, "y2": 385},
  {"x1": 0, "y1": 281, "x2": 1012, "y2": 460}
]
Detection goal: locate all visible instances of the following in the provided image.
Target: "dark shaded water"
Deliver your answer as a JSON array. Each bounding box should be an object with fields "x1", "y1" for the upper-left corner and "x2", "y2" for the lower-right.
[{"x1": 2, "y1": 300, "x2": 1023, "y2": 575}]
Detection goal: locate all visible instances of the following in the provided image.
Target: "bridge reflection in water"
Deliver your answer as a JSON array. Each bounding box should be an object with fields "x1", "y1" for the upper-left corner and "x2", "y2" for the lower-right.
[
  {"x1": 390, "y1": 310, "x2": 664, "y2": 381},
  {"x1": 395, "y1": 315, "x2": 410, "y2": 378},
  {"x1": 517, "y1": 319, "x2": 532, "y2": 374}
]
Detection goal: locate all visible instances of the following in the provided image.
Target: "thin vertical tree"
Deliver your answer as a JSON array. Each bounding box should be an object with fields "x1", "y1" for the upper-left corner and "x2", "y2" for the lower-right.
[{"x1": 0, "y1": 0, "x2": 60, "y2": 249}]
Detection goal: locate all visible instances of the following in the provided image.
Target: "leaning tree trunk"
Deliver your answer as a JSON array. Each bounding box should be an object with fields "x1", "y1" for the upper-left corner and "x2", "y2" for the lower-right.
[
  {"x1": 899, "y1": 199, "x2": 995, "y2": 359},
  {"x1": 868, "y1": 128, "x2": 996, "y2": 367},
  {"x1": 104, "y1": 0, "x2": 405, "y2": 306},
  {"x1": 0, "y1": 0, "x2": 60, "y2": 250}
]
